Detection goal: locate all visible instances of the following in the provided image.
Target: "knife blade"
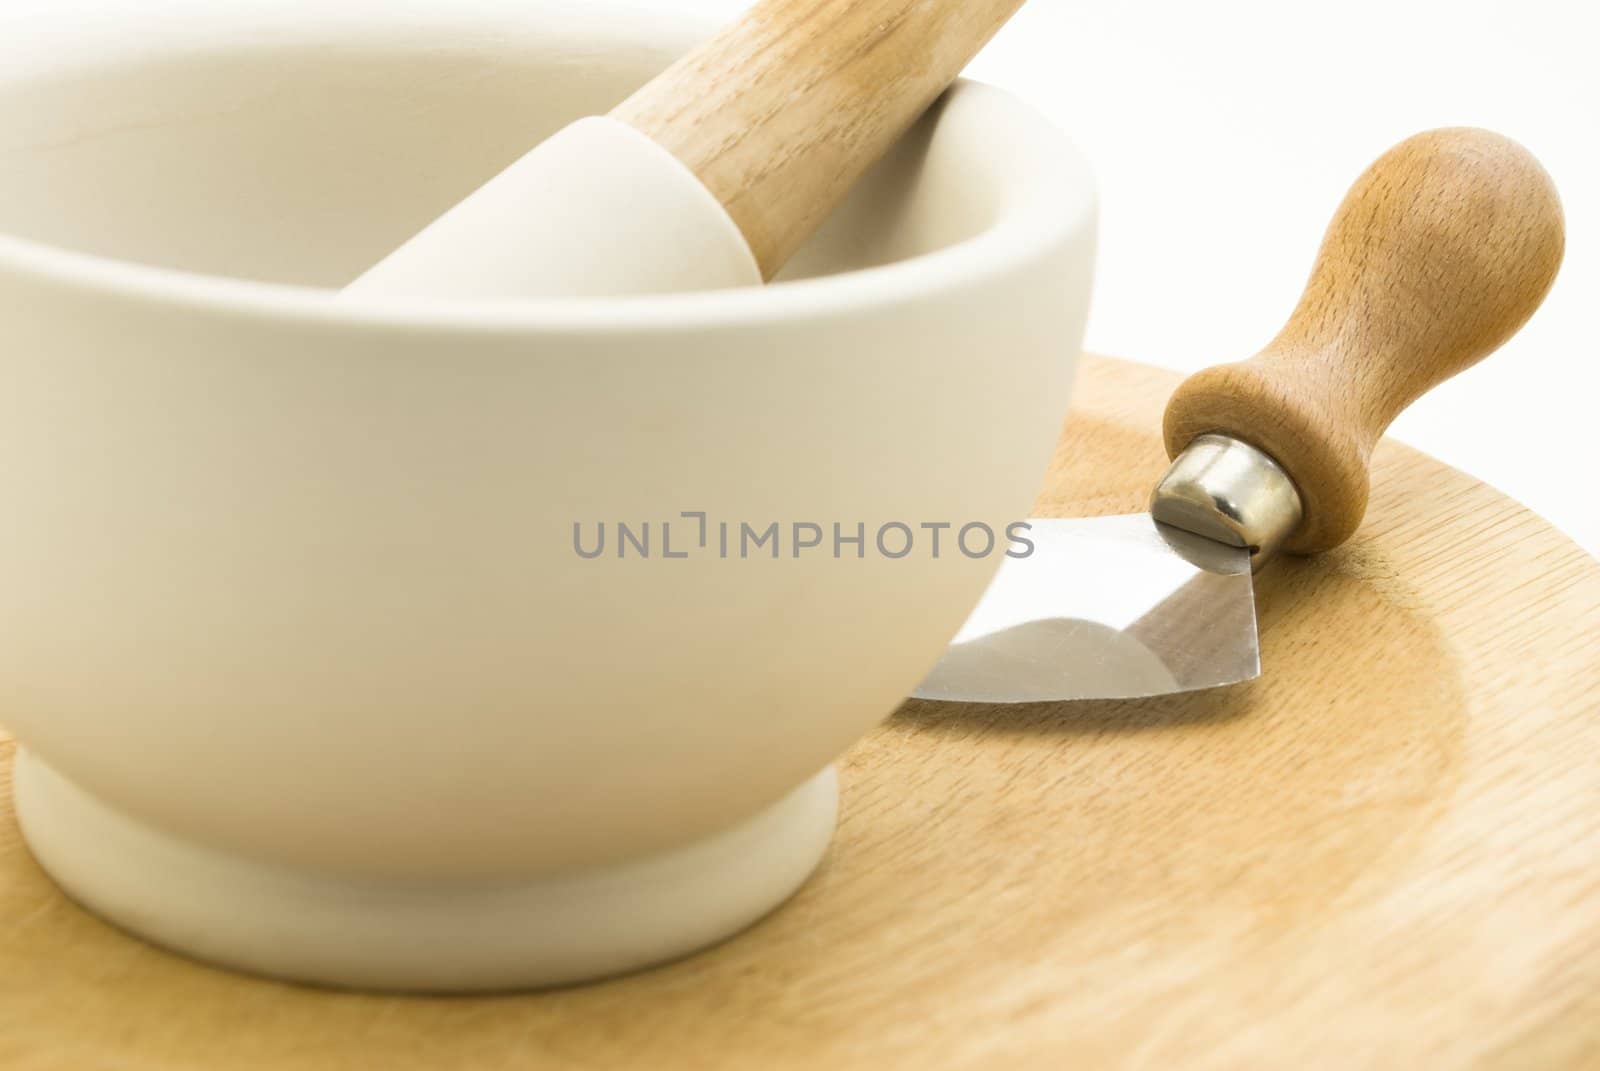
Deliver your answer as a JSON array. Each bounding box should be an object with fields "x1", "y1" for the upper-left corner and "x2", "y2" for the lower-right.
[
  {"x1": 913, "y1": 127, "x2": 1564, "y2": 704},
  {"x1": 914, "y1": 514, "x2": 1256, "y2": 703}
]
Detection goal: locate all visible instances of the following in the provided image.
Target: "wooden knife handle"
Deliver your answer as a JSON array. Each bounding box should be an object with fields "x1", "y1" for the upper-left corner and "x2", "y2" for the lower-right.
[
  {"x1": 1163, "y1": 128, "x2": 1565, "y2": 554},
  {"x1": 611, "y1": 0, "x2": 1028, "y2": 280}
]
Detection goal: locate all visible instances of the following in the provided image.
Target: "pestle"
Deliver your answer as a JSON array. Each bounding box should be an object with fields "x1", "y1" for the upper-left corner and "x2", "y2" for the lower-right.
[{"x1": 346, "y1": 0, "x2": 1029, "y2": 299}]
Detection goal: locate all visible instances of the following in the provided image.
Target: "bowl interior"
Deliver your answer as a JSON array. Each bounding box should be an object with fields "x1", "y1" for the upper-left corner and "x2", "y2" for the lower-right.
[{"x1": 0, "y1": 4, "x2": 1009, "y2": 291}]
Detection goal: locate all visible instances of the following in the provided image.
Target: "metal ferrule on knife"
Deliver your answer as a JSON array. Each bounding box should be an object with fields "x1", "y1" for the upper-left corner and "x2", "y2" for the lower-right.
[{"x1": 1150, "y1": 435, "x2": 1303, "y2": 572}]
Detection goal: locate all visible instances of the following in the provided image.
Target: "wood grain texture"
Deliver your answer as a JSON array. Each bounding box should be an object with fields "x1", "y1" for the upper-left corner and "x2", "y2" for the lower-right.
[
  {"x1": 611, "y1": 0, "x2": 1027, "y2": 278},
  {"x1": 2, "y1": 355, "x2": 1598, "y2": 1069},
  {"x1": 1164, "y1": 128, "x2": 1565, "y2": 554}
]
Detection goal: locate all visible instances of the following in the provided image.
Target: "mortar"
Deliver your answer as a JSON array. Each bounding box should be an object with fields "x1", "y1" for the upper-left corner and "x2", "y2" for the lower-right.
[{"x1": 0, "y1": 0, "x2": 1095, "y2": 990}]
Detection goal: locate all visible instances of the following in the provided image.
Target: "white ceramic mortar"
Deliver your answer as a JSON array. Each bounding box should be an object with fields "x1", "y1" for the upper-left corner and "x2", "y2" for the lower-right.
[{"x1": 0, "y1": 0, "x2": 1096, "y2": 990}]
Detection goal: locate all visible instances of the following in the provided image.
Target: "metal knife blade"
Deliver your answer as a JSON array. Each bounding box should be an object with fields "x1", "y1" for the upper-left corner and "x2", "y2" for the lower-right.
[{"x1": 911, "y1": 514, "x2": 1256, "y2": 703}]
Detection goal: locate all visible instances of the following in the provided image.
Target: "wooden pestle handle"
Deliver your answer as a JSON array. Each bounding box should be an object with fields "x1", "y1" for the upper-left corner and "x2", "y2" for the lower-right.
[
  {"x1": 612, "y1": 0, "x2": 1029, "y2": 280},
  {"x1": 1163, "y1": 128, "x2": 1565, "y2": 555}
]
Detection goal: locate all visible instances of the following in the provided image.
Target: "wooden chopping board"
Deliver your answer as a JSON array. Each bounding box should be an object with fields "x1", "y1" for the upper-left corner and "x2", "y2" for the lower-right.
[{"x1": 2, "y1": 354, "x2": 1598, "y2": 1070}]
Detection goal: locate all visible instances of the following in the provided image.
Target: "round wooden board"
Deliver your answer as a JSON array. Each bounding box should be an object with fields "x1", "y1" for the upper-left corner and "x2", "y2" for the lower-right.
[{"x1": 2, "y1": 355, "x2": 1598, "y2": 1070}]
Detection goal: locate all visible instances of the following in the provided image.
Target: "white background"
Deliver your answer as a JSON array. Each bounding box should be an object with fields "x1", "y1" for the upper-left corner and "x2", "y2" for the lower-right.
[{"x1": 635, "y1": 0, "x2": 1600, "y2": 556}]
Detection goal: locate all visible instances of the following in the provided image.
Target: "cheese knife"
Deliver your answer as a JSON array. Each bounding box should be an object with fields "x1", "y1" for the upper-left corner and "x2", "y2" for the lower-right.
[{"x1": 914, "y1": 127, "x2": 1565, "y2": 703}]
